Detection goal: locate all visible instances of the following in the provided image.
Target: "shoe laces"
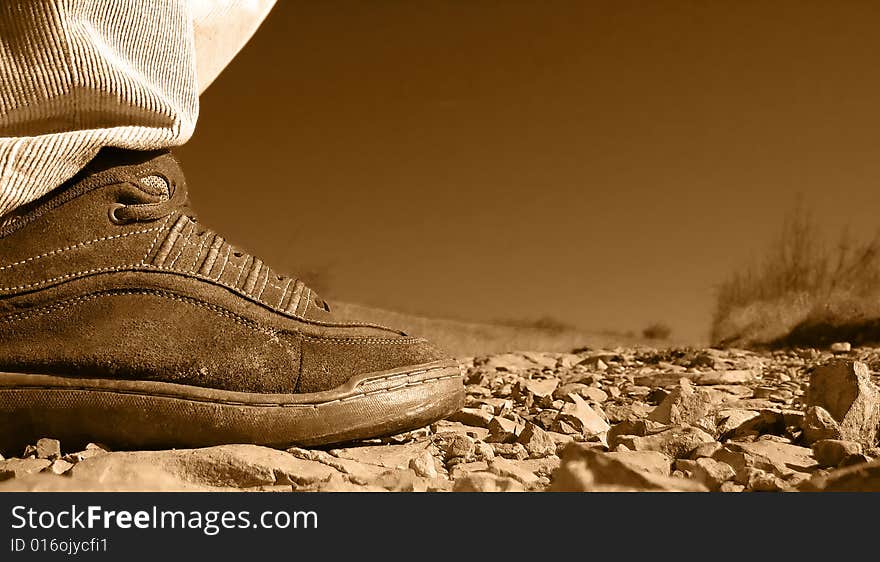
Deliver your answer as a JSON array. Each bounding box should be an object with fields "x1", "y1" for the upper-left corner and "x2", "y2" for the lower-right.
[{"x1": 110, "y1": 174, "x2": 331, "y2": 313}]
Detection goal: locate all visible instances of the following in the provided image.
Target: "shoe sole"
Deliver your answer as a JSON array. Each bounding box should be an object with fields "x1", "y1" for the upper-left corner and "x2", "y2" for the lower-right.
[{"x1": 0, "y1": 360, "x2": 464, "y2": 453}]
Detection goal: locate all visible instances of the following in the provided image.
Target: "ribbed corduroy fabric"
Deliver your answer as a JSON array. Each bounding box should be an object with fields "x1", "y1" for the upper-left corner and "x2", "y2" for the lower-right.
[{"x1": 0, "y1": 0, "x2": 275, "y2": 218}]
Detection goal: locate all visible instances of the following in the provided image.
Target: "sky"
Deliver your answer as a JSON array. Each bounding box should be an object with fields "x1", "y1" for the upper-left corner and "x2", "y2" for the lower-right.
[{"x1": 177, "y1": 1, "x2": 880, "y2": 344}]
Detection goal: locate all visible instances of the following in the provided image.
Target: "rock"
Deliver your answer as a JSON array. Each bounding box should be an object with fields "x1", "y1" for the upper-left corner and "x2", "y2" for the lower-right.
[
  {"x1": 331, "y1": 441, "x2": 437, "y2": 471},
  {"x1": 448, "y1": 461, "x2": 489, "y2": 480},
  {"x1": 448, "y1": 408, "x2": 494, "y2": 428},
  {"x1": 35, "y1": 438, "x2": 61, "y2": 460},
  {"x1": 801, "y1": 406, "x2": 842, "y2": 444},
  {"x1": 514, "y1": 378, "x2": 559, "y2": 407},
  {"x1": 555, "y1": 394, "x2": 610, "y2": 438},
  {"x1": 634, "y1": 370, "x2": 754, "y2": 387},
  {"x1": 453, "y1": 472, "x2": 525, "y2": 492},
  {"x1": 745, "y1": 468, "x2": 790, "y2": 492},
  {"x1": 615, "y1": 425, "x2": 715, "y2": 459},
  {"x1": 680, "y1": 458, "x2": 736, "y2": 491},
  {"x1": 807, "y1": 360, "x2": 880, "y2": 447},
  {"x1": 801, "y1": 458, "x2": 880, "y2": 491},
  {"x1": 488, "y1": 457, "x2": 540, "y2": 486},
  {"x1": 486, "y1": 416, "x2": 524, "y2": 443},
  {"x1": 474, "y1": 442, "x2": 495, "y2": 461},
  {"x1": 372, "y1": 469, "x2": 427, "y2": 492},
  {"x1": 64, "y1": 447, "x2": 108, "y2": 464},
  {"x1": 516, "y1": 423, "x2": 557, "y2": 458},
  {"x1": 287, "y1": 447, "x2": 386, "y2": 484},
  {"x1": 71, "y1": 445, "x2": 338, "y2": 489},
  {"x1": 811, "y1": 440, "x2": 862, "y2": 468},
  {"x1": 490, "y1": 443, "x2": 529, "y2": 460},
  {"x1": 580, "y1": 387, "x2": 609, "y2": 403},
  {"x1": 689, "y1": 442, "x2": 724, "y2": 459},
  {"x1": 839, "y1": 453, "x2": 871, "y2": 468},
  {"x1": 549, "y1": 444, "x2": 706, "y2": 492},
  {"x1": 720, "y1": 481, "x2": 745, "y2": 492},
  {"x1": 715, "y1": 409, "x2": 774, "y2": 439},
  {"x1": 443, "y1": 434, "x2": 476, "y2": 460},
  {"x1": 604, "y1": 450, "x2": 671, "y2": 476},
  {"x1": 0, "y1": 458, "x2": 50, "y2": 478},
  {"x1": 713, "y1": 440, "x2": 816, "y2": 484},
  {"x1": 553, "y1": 383, "x2": 590, "y2": 401},
  {"x1": 48, "y1": 459, "x2": 73, "y2": 475},
  {"x1": 607, "y1": 419, "x2": 665, "y2": 446},
  {"x1": 831, "y1": 342, "x2": 852, "y2": 353},
  {"x1": 648, "y1": 379, "x2": 715, "y2": 427},
  {"x1": 408, "y1": 450, "x2": 439, "y2": 478}
]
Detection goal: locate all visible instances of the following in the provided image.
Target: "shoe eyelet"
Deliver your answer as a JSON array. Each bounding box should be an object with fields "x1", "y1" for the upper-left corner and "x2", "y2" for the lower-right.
[{"x1": 108, "y1": 204, "x2": 128, "y2": 225}]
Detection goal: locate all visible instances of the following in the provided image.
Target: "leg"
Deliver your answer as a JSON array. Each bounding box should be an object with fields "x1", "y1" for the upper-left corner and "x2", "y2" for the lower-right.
[{"x1": 0, "y1": 0, "x2": 274, "y2": 219}]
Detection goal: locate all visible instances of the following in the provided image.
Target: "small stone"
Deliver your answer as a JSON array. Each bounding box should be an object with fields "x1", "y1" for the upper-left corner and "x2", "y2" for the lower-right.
[
  {"x1": 647, "y1": 379, "x2": 714, "y2": 426},
  {"x1": 448, "y1": 408, "x2": 494, "y2": 428},
  {"x1": 48, "y1": 459, "x2": 73, "y2": 475},
  {"x1": 719, "y1": 481, "x2": 745, "y2": 492},
  {"x1": 555, "y1": 394, "x2": 610, "y2": 438},
  {"x1": 516, "y1": 423, "x2": 557, "y2": 458},
  {"x1": 549, "y1": 444, "x2": 706, "y2": 492},
  {"x1": 801, "y1": 406, "x2": 842, "y2": 445},
  {"x1": 64, "y1": 448, "x2": 108, "y2": 464},
  {"x1": 580, "y1": 387, "x2": 609, "y2": 403},
  {"x1": 0, "y1": 458, "x2": 51, "y2": 478},
  {"x1": 444, "y1": 434, "x2": 476, "y2": 460},
  {"x1": 830, "y1": 342, "x2": 852, "y2": 353},
  {"x1": 515, "y1": 378, "x2": 559, "y2": 408},
  {"x1": 474, "y1": 442, "x2": 495, "y2": 461},
  {"x1": 486, "y1": 417, "x2": 524, "y2": 443},
  {"x1": 373, "y1": 469, "x2": 427, "y2": 492},
  {"x1": 35, "y1": 438, "x2": 61, "y2": 460},
  {"x1": 690, "y1": 458, "x2": 736, "y2": 491},
  {"x1": 553, "y1": 383, "x2": 590, "y2": 402},
  {"x1": 488, "y1": 458, "x2": 539, "y2": 486},
  {"x1": 408, "y1": 450, "x2": 438, "y2": 478},
  {"x1": 453, "y1": 472, "x2": 524, "y2": 492},
  {"x1": 604, "y1": 450, "x2": 671, "y2": 476},
  {"x1": 745, "y1": 468, "x2": 789, "y2": 492},
  {"x1": 615, "y1": 425, "x2": 715, "y2": 459},
  {"x1": 690, "y1": 442, "x2": 724, "y2": 460},
  {"x1": 490, "y1": 443, "x2": 529, "y2": 460},
  {"x1": 812, "y1": 440, "x2": 863, "y2": 468}
]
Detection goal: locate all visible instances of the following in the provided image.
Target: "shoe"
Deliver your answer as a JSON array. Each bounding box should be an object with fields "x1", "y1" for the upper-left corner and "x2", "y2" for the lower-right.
[{"x1": 0, "y1": 149, "x2": 463, "y2": 452}]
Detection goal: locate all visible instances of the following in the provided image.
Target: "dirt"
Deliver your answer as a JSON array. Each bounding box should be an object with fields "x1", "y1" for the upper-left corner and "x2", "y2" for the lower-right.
[{"x1": 4, "y1": 345, "x2": 880, "y2": 492}]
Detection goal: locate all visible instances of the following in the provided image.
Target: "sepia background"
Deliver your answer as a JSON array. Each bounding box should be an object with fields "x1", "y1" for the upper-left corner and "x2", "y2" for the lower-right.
[{"x1": 177, "y1": 1, "x2": 880, "y2": 347}]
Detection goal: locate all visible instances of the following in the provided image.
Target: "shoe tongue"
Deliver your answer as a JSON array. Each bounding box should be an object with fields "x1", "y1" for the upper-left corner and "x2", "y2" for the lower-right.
[{"x1": 83, "y1": 148, "x2": 187, "y2": 202}]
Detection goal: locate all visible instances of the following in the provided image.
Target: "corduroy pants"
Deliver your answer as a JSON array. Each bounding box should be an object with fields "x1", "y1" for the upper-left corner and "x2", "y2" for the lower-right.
[{"x1": 0, "y1": 0, "x2": 276, "y2": 217}]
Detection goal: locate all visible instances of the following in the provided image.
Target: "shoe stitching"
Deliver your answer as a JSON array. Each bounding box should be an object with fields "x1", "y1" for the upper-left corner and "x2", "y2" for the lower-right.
[
  {"x1": 188, "y1": 229, "x2": 211, "y2": 273},
  {"x1": 0, "y1": 226, "x2": 162, "y2": 271},
  {"x1": 167, "y1": 221, "x2": 195, "y2": 268},
  {"x1": 2, "y1": 371, "x2": 462, "y2": 407},
  {"x1": 276, "y1": 277, "x2": 293, "y2": 308},
  {"x1": 0, "y1": 289, "x2": 426, "y2": 344},
  {"x1": 232, "y1": 255, "x2": 249, "y2": 289},
  {"x1": 141, "y1": 215, "x2": 172, "y2": 264},
  {"x1": 0, "y1": 264, "x2": 404, "y2": 332},
  {"x1": 213, "y1": 245, "x2": 232, "y2": 280},
  {"x1": 256, "y1": 268, "x2": 271, "y2": 300},
  {"x1": 0, "y1": 289, "x2": 277, "y2": 336}
]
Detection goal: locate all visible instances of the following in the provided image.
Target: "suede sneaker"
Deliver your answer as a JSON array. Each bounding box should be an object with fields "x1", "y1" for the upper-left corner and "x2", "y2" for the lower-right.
[{"x1": 0, "y1": 149, "x2": 464, "y2": 452}]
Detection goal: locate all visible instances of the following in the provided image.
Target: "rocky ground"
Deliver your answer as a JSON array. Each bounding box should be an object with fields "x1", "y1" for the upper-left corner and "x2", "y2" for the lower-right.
[{"x1": 5, "y1": 344, "x2": 880, "y2": 492}]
